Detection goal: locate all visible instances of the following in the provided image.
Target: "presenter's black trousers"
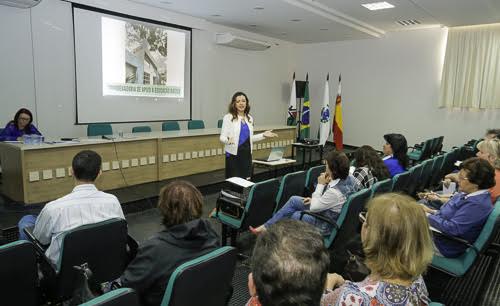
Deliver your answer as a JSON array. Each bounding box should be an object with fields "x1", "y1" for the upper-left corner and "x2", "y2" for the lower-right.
[{"x1": 225, "y1": 138, "x2": 251, "y2": 179}]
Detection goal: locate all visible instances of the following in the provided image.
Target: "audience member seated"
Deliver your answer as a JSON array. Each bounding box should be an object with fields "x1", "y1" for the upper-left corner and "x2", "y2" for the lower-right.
[
  {"x1": 382, "y1": 134, "x2": 409, "y2": 177},
  {"x1": 352, "y1": 145, "x2": 391, "y2": 189},
  {"x1": 422, "y1": 158, "x2": 495, "y2": 257},
  {"x1": 322, "y1": 193, "x2": 433, "y2": 306},
  {"x1": 485, "y1": 128, "x2": 500, "y2": 140},
  {"x1": 443, "y1": 139, "x2": 500, "y2": 203},
  {"x1": 250, "y1": 151, "x2": 358, "y2": 235},
  {"x1": 0, "y1": 108, "x2": 42, "y2": 141},
  {"x1": 382, "y1": 133, "x2": 408, "y2": 177},
  {"x1": 247, "y1": 219, "x2": 329, "y2": 306},
  {"x1": 121, "y1": 180, "x2": 220, "y2": 306},
  {"x1": 17, "y1": 150, "x2": 124, "y2": 269}
]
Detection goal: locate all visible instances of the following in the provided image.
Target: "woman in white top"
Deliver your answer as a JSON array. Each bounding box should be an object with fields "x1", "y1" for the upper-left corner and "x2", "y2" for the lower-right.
[{"x1": 219, "y1": 91, "x2": 277, "y2": 178}]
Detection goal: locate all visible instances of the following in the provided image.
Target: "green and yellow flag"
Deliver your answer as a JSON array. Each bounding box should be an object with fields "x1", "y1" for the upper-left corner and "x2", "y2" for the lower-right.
[{"x1": 300, "y1": 75, "x2": 310, "y2": 139}]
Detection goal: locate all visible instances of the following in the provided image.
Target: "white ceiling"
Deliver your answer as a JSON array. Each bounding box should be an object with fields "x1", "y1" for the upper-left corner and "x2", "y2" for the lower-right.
[{"x1": 131, "y1": 0, "x2": 500, "y2": 43}]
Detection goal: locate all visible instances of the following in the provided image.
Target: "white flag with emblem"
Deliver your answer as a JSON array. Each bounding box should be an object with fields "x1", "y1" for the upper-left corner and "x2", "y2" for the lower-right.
[{"x1": 319, "y1": 74, "x2": 331, "y2": 146}]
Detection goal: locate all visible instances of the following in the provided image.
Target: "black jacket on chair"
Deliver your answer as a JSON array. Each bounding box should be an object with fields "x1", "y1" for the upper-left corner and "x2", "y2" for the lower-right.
[{"x1": 121, "y1": 219, "x2": 220, "y2": 306}]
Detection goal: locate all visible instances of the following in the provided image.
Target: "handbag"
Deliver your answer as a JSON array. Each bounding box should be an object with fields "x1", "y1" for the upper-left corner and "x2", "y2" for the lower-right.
[{"x1": 69, "y1": 263, "x2": 98, "y2": 305}]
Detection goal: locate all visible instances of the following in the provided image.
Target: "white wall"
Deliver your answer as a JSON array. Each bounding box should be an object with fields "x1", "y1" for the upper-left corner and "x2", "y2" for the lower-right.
[
  {"x1": 1, "y1": 0, "x2": 293, "y2": 138},
  {"x1": 2, "y1": 1, "x2": 499, "y2": 145},
  {"x1": 295, "y1": 28, "x2": 500, "y2": 150},
  {"x1": 0, "y1": 6, "x2": 36, "y2": 127}
]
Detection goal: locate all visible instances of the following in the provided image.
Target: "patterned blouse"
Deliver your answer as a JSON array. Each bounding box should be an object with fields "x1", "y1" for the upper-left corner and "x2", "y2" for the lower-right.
[
  {"x1": 321, "y1": 275, "x2": 430, "y2": 306},
  {"x1": 352, "y1": 166, "x2": 377, "y2": 190}
]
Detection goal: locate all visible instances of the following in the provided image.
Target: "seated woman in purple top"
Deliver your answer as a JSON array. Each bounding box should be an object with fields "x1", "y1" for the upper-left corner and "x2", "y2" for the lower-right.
[
  {"x1": 0, "y1": 108, "x2": 42, "y2": 141},
  {"x1": 421, "y1": 158, "x2": 495, "y2": 258},
  {"x1": 382, "y1": 133, "x2": 408, "y2": 177}
]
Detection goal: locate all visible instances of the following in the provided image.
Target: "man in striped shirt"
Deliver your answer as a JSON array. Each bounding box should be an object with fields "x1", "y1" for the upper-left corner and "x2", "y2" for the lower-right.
[{"x1": 18, "y1": 150, "x2": 125, "y2": 270}]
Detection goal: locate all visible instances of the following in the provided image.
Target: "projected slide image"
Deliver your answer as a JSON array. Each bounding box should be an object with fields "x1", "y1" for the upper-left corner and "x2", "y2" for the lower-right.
[{"x1": 102, "y1": 17, "x2": 185, "y2": 98}]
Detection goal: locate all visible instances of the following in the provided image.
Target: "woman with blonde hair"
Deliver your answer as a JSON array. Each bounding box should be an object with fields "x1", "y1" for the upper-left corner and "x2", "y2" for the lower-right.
[
  {"x1": 442, "y1": 138, "x2": 500, "y2": 203},
  {"x1": 476, "y1": 138, "x2": 500, "y2": 203},
  {"x1": 322, "y1": 193, "x2": 433, "y2": 305}
]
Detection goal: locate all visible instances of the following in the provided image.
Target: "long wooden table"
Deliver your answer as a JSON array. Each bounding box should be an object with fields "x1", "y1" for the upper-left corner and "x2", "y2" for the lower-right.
[{"x1": 0, "y1": 126, "x2": 295, "y2": 204}]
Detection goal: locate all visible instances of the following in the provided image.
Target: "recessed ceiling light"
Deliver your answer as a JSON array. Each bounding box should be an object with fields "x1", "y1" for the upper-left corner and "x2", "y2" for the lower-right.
[
  {"x1": 290, "y1": 19, "x2": 302, "y2": 22},
  {"x1": 361, "y1": 2, "x2": 394, "y2": 11},
  {"x1": 254, "y1": 6, "x2": 264, "y2": 10},
  {"x1": 211, "y1": 14, "x2": 222, "y2": 17}
]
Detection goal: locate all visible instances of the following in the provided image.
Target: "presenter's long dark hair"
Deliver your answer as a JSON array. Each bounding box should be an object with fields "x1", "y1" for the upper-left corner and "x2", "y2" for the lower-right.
[
  {"x1": 11, "y1": 108, "x2": 34, "y2": 132},
  {"x1": 228, "y1": 91, "x2": 252, "y2": 123}
]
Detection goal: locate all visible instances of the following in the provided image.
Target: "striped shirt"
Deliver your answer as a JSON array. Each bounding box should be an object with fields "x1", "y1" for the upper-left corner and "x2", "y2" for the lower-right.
[
  {"x1": 33, "y1": 184, "x2": 125, "y2": 270},
  {"x1": 352, "y1": 166, "x2": 377, "y2": 189}
]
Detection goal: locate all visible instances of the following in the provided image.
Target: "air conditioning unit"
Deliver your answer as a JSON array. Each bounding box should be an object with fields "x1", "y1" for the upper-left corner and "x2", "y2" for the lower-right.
[
  {"x1": 0, "y1": 0, "x2": 41, "y2": 8},
  {"x1": 215, "y1": 33, "x2": 271, "y2": 51}
]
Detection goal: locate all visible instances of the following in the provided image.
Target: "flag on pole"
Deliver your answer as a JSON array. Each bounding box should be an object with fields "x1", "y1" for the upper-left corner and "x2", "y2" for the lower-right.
[
  {"x1": 300, "y1": 74, "x2": 310, "y2": 139},
  {"x1": 287, "y1": 73, "x2": 297, "y2": 126},
  {"x1": 319, "y1": 74, "x2": 331, "y2": 146},
  {"x1": 333, "y1": 74, "x2": 343, "y2": 150}
]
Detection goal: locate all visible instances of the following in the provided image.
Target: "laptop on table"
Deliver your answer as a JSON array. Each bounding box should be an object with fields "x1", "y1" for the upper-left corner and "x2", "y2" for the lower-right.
[{"x1": 256, "y1": 147, "x2": 285, "y2": 162}]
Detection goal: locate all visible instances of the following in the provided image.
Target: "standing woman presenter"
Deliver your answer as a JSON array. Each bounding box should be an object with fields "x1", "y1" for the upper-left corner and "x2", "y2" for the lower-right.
[{"x1": 220, "y1": 92, "x2": 277, "y2": 178}]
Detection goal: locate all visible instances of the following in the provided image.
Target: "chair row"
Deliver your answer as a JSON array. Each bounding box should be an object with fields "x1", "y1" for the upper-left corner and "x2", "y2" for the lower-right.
[
  {"x1": 213, "y1": 165, "x2": 325, "y2": 246},
  {"x1": 0, "y1": 220, "x2": 237, "y2": 306},
  {"x1": 408, "y1": 136, "x2": 444, "y2": 164},
  {"x1": 86, "y1": 119, "x2": 216, "y2": 136}
]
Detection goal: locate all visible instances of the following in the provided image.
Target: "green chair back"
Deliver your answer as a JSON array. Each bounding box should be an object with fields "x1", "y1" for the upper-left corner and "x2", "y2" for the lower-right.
[
  {"x1": 405, "y1": 164, "x2": 423, "y2": 197},
  {"x1": 188, "y1": 120, "x2": 205, "y2": 130},
  {"x1": 162, "y1": 121, "x2": 180, "y2": 131},
  {"x1": 370, "y1": 178, "x2": 392, "y2": 198},
  {"x1": 391, "y1": 171, "x2": 411, "y2": 193},
  {"x1": 54, "y1": 218, "x2": 129, "y2": 300},
  {"x1": 275, "y1": 171, "x2": 307, "y2": 212},
  {"x1": 408, "y1": 139, "x2": 432, "y2": 162},
  {"x1": 87, "y1": 123, "x2": 112, "y2": 136},
  {"x1": 324, "y1": 188, "x2": 371, "y2": 248},
  {"x1": 305, "y1": 165, "x2": 326, "y2": 195},
  {"x1": 439, "y1": 148, "x2": 459, "y2": 179},
  {"x1": 132, "y1": 126, "x2": 151, "y2": 133},
  {"x1": 80, "y1": 288, "x2": 139, "y2": 306},
  {"x1": 417, "y1": 158, "x2": 434, "y2": 192},
  {"x1": 161, "y1": 246, "x2": 237, "y2": 306},
  {"x1": 217, "y1": 119, "x2": 223, "y2": 128},
  {"x1": 433, "y1": 136, "x2": 444, "y2": 155},
  {"x1": 428, "y1": 155, "x2": 445, "y2": 188},
  {"x1": 431, "y1": 200, "x2": 500, "y2": 277},
  {"x1": 0, "y1": 241, "x2": 38, "y2": 306}
]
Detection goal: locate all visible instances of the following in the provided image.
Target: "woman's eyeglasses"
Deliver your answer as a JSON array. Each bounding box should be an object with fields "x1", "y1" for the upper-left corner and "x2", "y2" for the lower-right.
[{"x1": 359, "y1": 211, "x2": 367, "y2": 223}]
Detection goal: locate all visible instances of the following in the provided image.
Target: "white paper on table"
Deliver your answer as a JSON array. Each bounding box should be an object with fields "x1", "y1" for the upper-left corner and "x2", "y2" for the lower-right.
[{"x1": 226, "y1": 177, "x2": 255, "y2": 188}]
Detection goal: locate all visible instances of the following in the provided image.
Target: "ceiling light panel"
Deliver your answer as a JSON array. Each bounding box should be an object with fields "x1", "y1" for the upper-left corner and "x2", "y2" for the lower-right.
[{"x1": 361, "y1": 2, "x2": 394, "y2": 11}]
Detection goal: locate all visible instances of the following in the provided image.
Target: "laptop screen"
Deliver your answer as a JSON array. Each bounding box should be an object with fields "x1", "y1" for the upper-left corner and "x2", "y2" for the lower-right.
[{"x1": 266, "y1": 147, "x2": 284, "y2": 161}]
